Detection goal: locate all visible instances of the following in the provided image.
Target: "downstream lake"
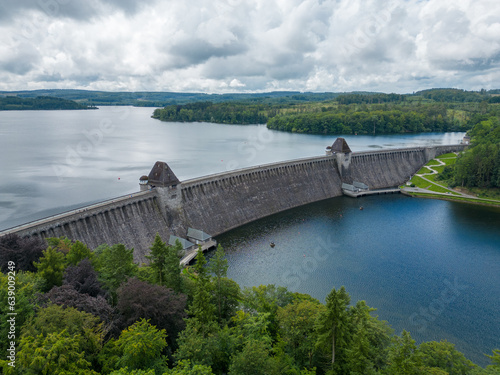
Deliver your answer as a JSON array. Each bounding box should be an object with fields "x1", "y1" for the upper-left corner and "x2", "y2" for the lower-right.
[{"x1": 0, "y1": 106, "x2": 498, "y2": 364}]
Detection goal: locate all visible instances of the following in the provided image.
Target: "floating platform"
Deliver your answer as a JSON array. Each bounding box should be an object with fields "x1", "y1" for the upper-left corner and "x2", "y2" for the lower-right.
[
  {"x1": 342, "y1": 187, "x2": 401, "y2": 198},
  {"x1": 180, "y1": 238, "x2": 217, "y2": 266}
]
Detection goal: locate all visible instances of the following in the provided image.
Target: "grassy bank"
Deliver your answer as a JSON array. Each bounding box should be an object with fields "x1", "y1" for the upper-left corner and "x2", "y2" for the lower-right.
[{"x1": 402, "y1": 153, "x2": 500, "y2": 207}]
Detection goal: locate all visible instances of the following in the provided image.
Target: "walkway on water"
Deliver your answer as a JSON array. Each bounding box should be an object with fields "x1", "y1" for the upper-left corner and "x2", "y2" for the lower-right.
[
  {"x1": 342, "y1": 187, "x2": 400, "y2": 197},
  {"x1": 180, "y1": 239, "x2": 218, "y2": 266}
]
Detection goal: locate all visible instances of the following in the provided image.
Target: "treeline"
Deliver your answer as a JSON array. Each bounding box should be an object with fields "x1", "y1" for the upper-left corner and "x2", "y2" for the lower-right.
[
  {"x1": 0, "y1": 96, "x2": 96, "y2": 110},
  {"x1": 266, "y1": 104, "x2": 470, "y2": 135},
  {"x1": 152, "y1": 102, "x2": 269, "y2": 124},
  {"x1": 1, "y1": 234, "x2": 499, "y2": 375},
  {"x1": 441, "y1": 116, "x2": 500, "y2": 188},
  {"x1": 153, "y1": 89, "x2": 500, "y2": 135}
]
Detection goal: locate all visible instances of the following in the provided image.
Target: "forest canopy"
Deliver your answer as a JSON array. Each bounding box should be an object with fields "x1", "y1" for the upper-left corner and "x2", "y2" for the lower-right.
[{"x1": 0, "y1": 234, "x2": 498, "y2": 375}]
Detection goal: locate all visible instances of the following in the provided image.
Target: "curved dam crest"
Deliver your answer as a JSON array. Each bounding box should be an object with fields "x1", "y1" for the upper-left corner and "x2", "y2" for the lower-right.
[{"x1": 0, "y1": 142, "x2": 466, "y2": 263}]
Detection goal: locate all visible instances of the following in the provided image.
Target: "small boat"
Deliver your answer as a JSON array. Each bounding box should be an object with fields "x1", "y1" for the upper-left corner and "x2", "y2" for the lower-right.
[
  {"x1": 359, "y1": 206, "x2": 364, "y2": 210},
  {"x1": 270, "y1": 242, "x2": 275, "y2": 248}
]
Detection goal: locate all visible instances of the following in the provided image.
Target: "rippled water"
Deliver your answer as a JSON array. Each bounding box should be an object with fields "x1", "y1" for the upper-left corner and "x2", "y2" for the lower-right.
[{"x1": 215, "y1": 195, "x2": 500, "y2": 366}]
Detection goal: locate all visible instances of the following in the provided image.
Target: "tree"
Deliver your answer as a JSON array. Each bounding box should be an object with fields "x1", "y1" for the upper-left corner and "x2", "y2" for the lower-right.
[
  {"x1": 112, "y1": 319, "x2": 168, "y2": 372},
  {"x1": 209, "y1": 244, "x2": 240, "y2": 324},
  {"x1": 315, "y1": 286, "x2": 351, "y2": 374},
  {"x1": 228, "y1": 339, "x2": 272, "y2": 375},
  {"x1": 33, "y1": 246, "x2": 67, "y2": 292},
  {"x1": 66, "y1": 240, "x2": 94, "y2": 266},
  {"x1": 0, "y1": 271, "x2": 40, "y2": 354},
  {"x1": 39, "y1": 284, "x2": 115, "y2": 329},
  {"x1": 0, "y1": 234, "x2": 45, "y2": 272},
  {"x1": 277, "y1": 299, "x2": 325, "y2": 370},
  {"x1": 18, "y1": 304, "x2": 105, "y2": 373},
  {"x1": 241, "y1": 284, "x2": 294, "y2": 339},
  {"x1": 116, "y1": 278, "x2": 187, "y2": 349},
  {"x1": 63, "y1": 258, "x2": 107, "y2": 297},
  {"x1": 188, "y1": 248, "x2": 215, "y2": 328},
  {"x1": 385, "y1": 330, "x2": 422, "y2": 375},
  {"x1": 346, "y1": 300, "x2": 392, "y2": 374},
  {"x1": 418, "y1": 340, "x2": 477, "y2": 374},
  {"x1": 164, "y1": 239, "x2": 183, "y2": 292},
  {"x1": 169, "y1": 360, "x2": 215, "y2": 374},
  {"x1": 16, "y1": 330, "x2": 97, "y2": 375},
  {"x1": 95, "y1": 243, "x2": 137, "y2": 304},
  {"x1": 147, "y1": 233, "x2": 169, "y2": 285}
]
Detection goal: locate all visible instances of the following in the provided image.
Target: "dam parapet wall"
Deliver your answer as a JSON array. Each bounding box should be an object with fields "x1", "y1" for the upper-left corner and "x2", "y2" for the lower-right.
[{"x1": 1, "y1": 143, "x2": 467, "y2": 260}]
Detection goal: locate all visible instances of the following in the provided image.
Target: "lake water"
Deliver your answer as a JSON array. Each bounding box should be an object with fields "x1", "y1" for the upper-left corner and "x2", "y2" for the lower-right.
[{"x1": 0, "y1": 107, "x2": 498, "y2": 364}]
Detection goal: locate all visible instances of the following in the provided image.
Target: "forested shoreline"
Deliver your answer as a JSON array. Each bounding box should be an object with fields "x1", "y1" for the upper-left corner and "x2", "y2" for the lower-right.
[
  {"x1": 152, "y1": 89, "x2": 500, "y2": 136},
  {"x1": 440, "y1": 115, "x2": 500, "y2": 189},
  {"x1": 0, "y1": 96, "x2": 96, "y2": 110},
  {"x1": 1, "y1": 234, "x2": 498, "y2": 375}
]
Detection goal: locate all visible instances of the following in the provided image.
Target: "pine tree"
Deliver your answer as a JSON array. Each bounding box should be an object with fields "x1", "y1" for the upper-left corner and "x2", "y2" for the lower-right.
[
  {"x1": 315, "y1": 286, "x2": 351, "y2": 373},
  {"x1": 209, "y1": 244, "x2": 228, "y2": 324},
  {"x1": 146, "y1": 234, "x2": 169, "y2": 285},
  {"x1": 164, "y1": 239, "x2": 183, "y2": 292},
  {"x1": 188, "y1": 247, "x2": 215, "y2": 330}
]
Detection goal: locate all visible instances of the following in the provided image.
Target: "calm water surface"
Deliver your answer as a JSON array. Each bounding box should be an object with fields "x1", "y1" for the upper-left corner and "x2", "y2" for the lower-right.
[{"x1": 1, "y1": 107, "x2": 497, "y2": 365}]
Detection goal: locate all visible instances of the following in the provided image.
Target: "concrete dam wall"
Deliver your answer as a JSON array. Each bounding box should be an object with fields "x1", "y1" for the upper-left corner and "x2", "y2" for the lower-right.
[{"x1": 1, "y1": 142, "x2": 466, "y2": 261}]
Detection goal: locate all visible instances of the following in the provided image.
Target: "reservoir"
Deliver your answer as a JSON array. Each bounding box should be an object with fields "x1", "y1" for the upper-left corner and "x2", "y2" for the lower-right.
[{"x1": 0, "y1": 106, "x2": 498, "y2": 365}]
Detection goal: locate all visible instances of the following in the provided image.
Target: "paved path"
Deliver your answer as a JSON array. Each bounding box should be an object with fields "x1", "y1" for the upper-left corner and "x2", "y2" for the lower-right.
[{"x1": 401, "y1": 154, "x2": 499, "y2": 204}]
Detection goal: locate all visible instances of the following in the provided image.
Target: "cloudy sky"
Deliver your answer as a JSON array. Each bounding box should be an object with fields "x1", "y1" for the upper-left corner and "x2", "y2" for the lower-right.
[{"x1": 0, "y1": 0, "x2": 499, "y2": 93}]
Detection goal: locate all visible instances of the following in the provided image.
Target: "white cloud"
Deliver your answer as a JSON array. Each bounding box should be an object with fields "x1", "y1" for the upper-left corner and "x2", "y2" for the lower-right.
[{"x1": 0, "y1": 0, "x2": 499, "y2": 93}]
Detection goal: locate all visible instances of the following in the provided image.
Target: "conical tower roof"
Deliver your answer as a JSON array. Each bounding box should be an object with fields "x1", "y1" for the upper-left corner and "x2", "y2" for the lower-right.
[
  {"x1": 148, "y1": 161, "x2": 180, "y2": 187},
  {"x1": 329, "y1": 137, "x2": 352, "y2": 153}
]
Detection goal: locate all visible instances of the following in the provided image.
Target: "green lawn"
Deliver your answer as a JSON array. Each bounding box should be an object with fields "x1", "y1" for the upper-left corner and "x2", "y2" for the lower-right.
[
  {"x1": 437, "y1": 153, "x2": 457, "y2": 158},
  {"x1": 409, "y1": 175, "x2": 460, "y2": 195},
  {"x1": 432, "y1": 165, "x2": 445, "y2": 174},
  {"x1": 426, "y1": 159, "x2": 441, "y2": 166},
  {"x1": 417, "y1": 167, "x2": 432, "y2": 175}
]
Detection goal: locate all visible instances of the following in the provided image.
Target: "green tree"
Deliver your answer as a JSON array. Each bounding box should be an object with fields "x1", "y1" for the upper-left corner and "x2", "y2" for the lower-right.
[
  {"x1": 95, "y1": 243, "x2": 137, "y2": 304},
  {"x1": 33, "y1": 246, "x2": 67, "y2": 292},
  {"x1": 418, "y1": 340, "x2": 477, "y2": 374},
  {"x1": 346, "y1": 300, "x2": 392, "y2": 374},
  {"x1": 208, "y1": 245, "x2": 240, "y2": 325},
  {"x1": 164, "y1": 239, "x2": 183, "y2": 292},
  {"x1": 209, "y1": 244, "x2": 228, "y2": 324},
  {"x1": 228, "y1": 339, "x2": 273, "y2": 375},
  {"x1": 110, "y1": 368, "x2": 156, "y2": 375},
  {"x1": 188, "y1": 248, "x2": 215, "y2": 328},
  {"x1": 114, "y1": 318, "x2": 168, "y2": 372},
  {"x1": 315, "y1": 286, "x2": 351, "y2": 374},
  {"x1": 66, "y1": 240, "x2": 94, "y2": 266},
  {"x1": 0, "y1": 272, "x2": 40, "y2": 354},
  {"x1": 277, "y1": 299, "x2": 325, "y2": 370},
  {"x1": 146, "y1": 234, "x2": 169, "y2": 285},
  {"x1": 385, "y1": 330, "x2": 422, "y2": 375},
  {"x1": 241, "y1": 284, "x2": 294, "y2": 340},
  {"x1": 169, "y1": 360, "x2": 215, "y2": 374},
  {"x1": 21, "y1": 304, "x2": 105, "y2": 370},
  {"x1": 16, "y1": 330, "x2": 97, "y2": 375}
]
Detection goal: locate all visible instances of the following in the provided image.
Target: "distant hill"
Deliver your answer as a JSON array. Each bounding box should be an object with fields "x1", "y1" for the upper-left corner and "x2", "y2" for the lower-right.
[
  {"x1": 0, "y1": 96, "x2": 96, "y2": 110},
  {"x1": 0, "y1": 88, "x2": 498, "y2": 107},
  {"x1": 0, "y1": 89, "x2": 353, "y2": 107}
]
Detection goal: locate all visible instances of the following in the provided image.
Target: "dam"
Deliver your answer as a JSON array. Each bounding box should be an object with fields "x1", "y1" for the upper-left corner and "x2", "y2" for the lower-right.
[{"x1": 0, "y1": 139, "x2": 466, "y2": 263}]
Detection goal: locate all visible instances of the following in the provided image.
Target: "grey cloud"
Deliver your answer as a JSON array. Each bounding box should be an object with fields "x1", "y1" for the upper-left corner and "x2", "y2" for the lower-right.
[
  {"x1": 166, "y1": 38, "x2": 248, "y2": 69},
  {"x1": 0, "y1": 0, "x2": 157, "y2": 22}
]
